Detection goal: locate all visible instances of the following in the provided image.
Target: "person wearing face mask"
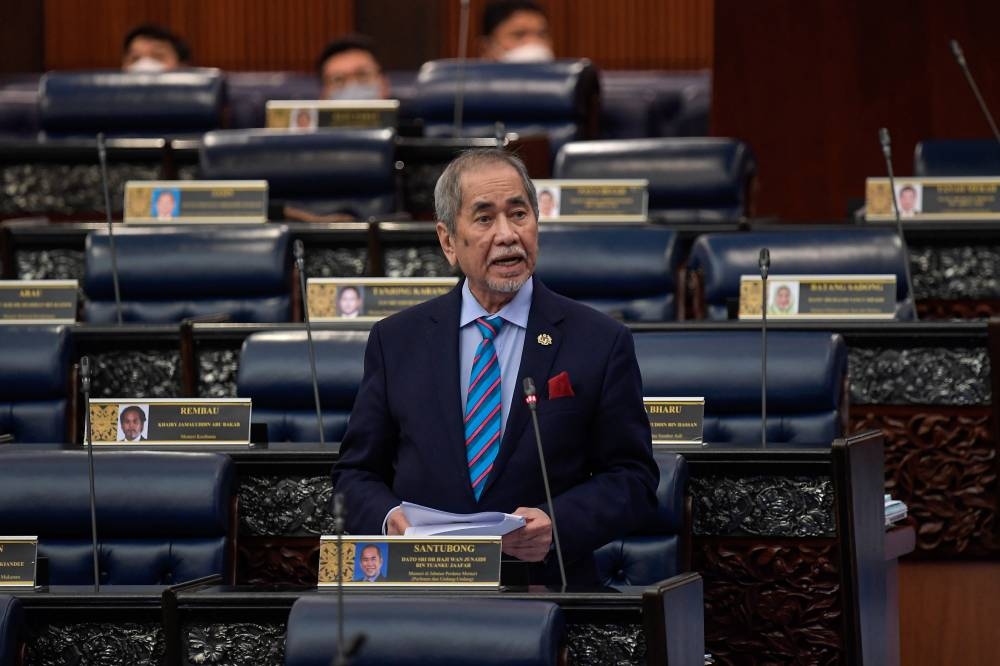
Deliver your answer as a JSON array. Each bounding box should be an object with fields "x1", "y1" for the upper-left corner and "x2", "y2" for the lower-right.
[
  {"x1": 316, "y1": 35, "x2": 390, "y2": 101},
  {"x1": 121, "y1": 24, "x2": 191, "y2": 73},
  {"x1": 480, "y1": 0, "x2": 555, "y2": 63}
]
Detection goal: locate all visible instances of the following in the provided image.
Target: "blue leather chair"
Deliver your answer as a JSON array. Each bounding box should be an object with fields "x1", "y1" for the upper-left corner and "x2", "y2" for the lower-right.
[
  {"x1": 595, "y1": 451, "x2": 688, "y2": 586},
  {"x1": 199, "y1": 128, "x2": 397, "y2": 220},
  {"x1": 0, "y1": 595, "x2": 23, "y2": 666},
  {"x1": 0, "y1": 326, "x2": 72, "y2": 443},
  {"x1": 412, "y1": 59, "x2": 600, "y2": 155},
  {"x1": 0, "y1": 450, "x2": 236, "y2": 585},
  {"x1": 633, "y1": 330, "x2": 848, "y2": 445},
  {"x1": 554, "y1": 137, "x2": 757, "y2": 222},
  {"x1": 237, "y1": 331, "x2": 369, "y2": 442},
  {"x1": 37, "y1": 69, "x2": 226, "y2": 138},
  {"x1": 83, "y1": 225, "x2": 293, "y2": 323},
  {"x1": 686, "y1": 228, "x2": 915, "y2": 320},
  {"x1": 535, "y1": 225, "x2": 683, "y2": 321},
  {"x1": 914, "y1": 139, "x2": 1000, "y2": 176},
  {"x1": 599, "y1": 70, "x2": 711, "y2": 139},
  {"x1": 284, "y1": 596, "x2": 565, "y2": 666}
]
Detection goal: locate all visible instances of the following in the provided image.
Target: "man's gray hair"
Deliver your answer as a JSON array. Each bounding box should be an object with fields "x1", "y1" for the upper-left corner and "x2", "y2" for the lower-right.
[{"x1": 433, "y1": 149, "x2": 539, "y2": 234}]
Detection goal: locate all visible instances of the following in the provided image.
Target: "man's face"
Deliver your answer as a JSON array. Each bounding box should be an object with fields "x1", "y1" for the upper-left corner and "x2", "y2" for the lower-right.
[
  {"x1": 436, "y1": 163, "x2": 539, "y2": 312},
  {"x1": 360, "y1": 546, "x2": 381, "y2": 578},
  {"x1": 156, "y1": 192, "x2": 176, "y2": 218},
  {"x1": 338, "y1": 289, "x2": 361, "y2": 316},
  {"x1": 899, "y1": 189, "x2": 917, "y2": 212},
  {"x1": 121, "y1": 410, "x2": 144, "y2": 440},
  {"x1": 538, "y1": 192, "x2": 555, "y2": 216},
  {"x1": 122, "y1": 37, "x2": 181, "y2": 71},
  {"x1": 775, "y1": 287, "x2": 791, "y2": 309},
  {"x1": 482, "y1": 10, "x2": 552, "y2": 60},
  {"x1": 320, "y1": 49, "x2": 387, "y2": 100},
  {"x1": 295, "y1": 110, "x2": 313, "y2": 128}
]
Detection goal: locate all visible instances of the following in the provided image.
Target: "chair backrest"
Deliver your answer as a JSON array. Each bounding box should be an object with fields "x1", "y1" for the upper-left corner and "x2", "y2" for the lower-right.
[
  {"x1": 595, "y1": 450, "x2": 688, "y2": 586},
  {"x1": 0, "y1": 450, "x2": 236, "y2": 585},
  {"x1": 687, "y1": 228, "x2": 915, "y2": 320},
  {"x1": 284, "y1": 596, "x2": 564, "y2": 666},
  {"x1": 535, "y1": 225, "x2": 682, "y2": 321},
  {"x1": 412, "y1": 59, "x2": 600, "y2": 155},
  {"x1": 634, "y1": 330, "x2": 848, "y2": 445},
  {"x1": 0, "y1": 595, "x2": 23, "y2": 666},
  {"x1": 38, "y1": 69, "x2": 225, "y2": 137},
  {"x1": 237, "y1": 330, "x2": 369, "y2": 442},
  {"x1": 0, "y1": 325, "x2": 71, "y2": 443},
  {"x1": 200, "y1": 128, "x2": 397, "y2": 219},
  {"x1": 83, "y1": 225, "x2": 292, "y2": 323},
  {"x1": 554, "y1": 137, "x2": 757, "y2": 222},
  {"x1": 914, "y1": 139, "x2": 1000, "y2": 176}
]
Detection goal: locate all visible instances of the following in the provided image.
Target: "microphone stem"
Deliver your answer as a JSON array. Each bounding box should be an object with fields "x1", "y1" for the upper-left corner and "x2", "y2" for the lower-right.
[
  {"x1": 760, "y1": 275, "x2": 767, "y2": 449},
  {"x1": 528, "y1": 407, "x2": 567, "y2": 590},
  {"x1": 959, "y1": 63, "x2": 1000, "y2": 145},
  {"x1": 882, "y1": 143, "x2": 918, "y2": 321},
  {"x1": 82, "y1": 360, "x2": 100, "y2": 592},
  {"x1": 453, "y1": 0, "x2": 471, "y2": 136},
  {"x1": 97, "y1": 134, "x2": 123, "y2": 325},
  {"x1": 296, "y1": 257, "x2": 325, "y2": 445}
]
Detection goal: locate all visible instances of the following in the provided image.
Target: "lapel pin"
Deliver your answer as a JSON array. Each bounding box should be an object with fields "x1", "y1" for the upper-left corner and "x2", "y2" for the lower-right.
[{"x1": 537, "y1": 333, "x2": 553, "y2": 346}]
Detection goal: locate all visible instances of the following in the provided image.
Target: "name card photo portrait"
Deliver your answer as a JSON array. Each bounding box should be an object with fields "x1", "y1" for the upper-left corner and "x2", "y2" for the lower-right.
[
  {"x1": 739, "y1": 275, "x2": 897, "y2": 320},
  {"x1": 865, "y1": 177, "x2": 1000, "y2": 221},
  {"x1": 0, "y1": 280, "x2": 78, "y2": 324},
  {"x1": 307, "y1": 278, "x2": 459, "y2": 322},
  {"x1": 124, "y1": 180, "x2": 268, "y2": 224},
  {"x1": 87, "y1": 398, "x2": 253, "y2": 446},
  {"x1": 531, "y1": 179, "x2": 648, "y2": 222},
  {"x1": 644, "y1": 397, "x2": 705, "y2": 446},
  {"x1": 266, "y1": 100, "x2": 400, "y2": 130}
]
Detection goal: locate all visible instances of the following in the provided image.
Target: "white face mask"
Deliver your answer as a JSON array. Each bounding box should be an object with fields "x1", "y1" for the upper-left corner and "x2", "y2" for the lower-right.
[
  {"x1": 499, "y1": 42, "x2": 555, "y2": 63},
  {"x1": 126, "y1": 57, "x2": 168, "y2": 73},
  {"x1": 329, "y1": 83, "x2": 382, "y2": 101}
]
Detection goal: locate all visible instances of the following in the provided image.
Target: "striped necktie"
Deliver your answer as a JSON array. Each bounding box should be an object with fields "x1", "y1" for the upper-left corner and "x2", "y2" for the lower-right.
[{"x1": 465, "y1": 316, "x2": 505, "y2": 500}]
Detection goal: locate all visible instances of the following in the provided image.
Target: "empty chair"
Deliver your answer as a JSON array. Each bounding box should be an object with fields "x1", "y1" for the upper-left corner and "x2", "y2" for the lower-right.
[
  {"x1": 83, "y1": 225, "x2": 293, "y2": 323},
  {"x1": 534, "y1": 225, "x2": 682, "y2": 321},
  {"x1": 237, "y1": 330, "x2": 369, "y2": 442},
  {"x1": 0, "y1": 325, "x2": 72, "y2": 443},
  {"x1": 0, "y1": 595, "x2": 23, "y2": 666},
  {"x1": 634, "y1": 330, "x2": 848, "y2": 446},
  {"x1": 284, "y1": 596, "x2": 565, "y2": 666},
  {"x1": 687, "y1": 228, "x2": 915, "y2": 320},
  {"x1": 38, "y1": 69, "x2": 226, "y2": 138},
  {"x1": 0, "y1": 450, "x2": 237, "y2": 585},
  {"x1": 914, "y1": 139, "x2": 1000, "y2": 176},
  {"x1": 200, "y1": 128, "x2": 397, "y2": 220},
  {"x1": 554, "y1": 137, "x2": 757, "y2": 222}
]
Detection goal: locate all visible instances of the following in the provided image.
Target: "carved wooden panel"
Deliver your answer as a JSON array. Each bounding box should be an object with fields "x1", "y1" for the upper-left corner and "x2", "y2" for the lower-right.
[
  {"x1": 917, "y1": 299, "x2": 1000, "y2": 321},
  {"x1": 236, "y1": 536, "x2": 319, "y2": 586}
]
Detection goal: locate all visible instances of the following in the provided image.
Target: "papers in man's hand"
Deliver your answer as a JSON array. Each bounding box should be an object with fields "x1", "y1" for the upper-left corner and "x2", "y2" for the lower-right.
[{"x1": 401, "y1": 501, "x2": 526, "y2": 537}]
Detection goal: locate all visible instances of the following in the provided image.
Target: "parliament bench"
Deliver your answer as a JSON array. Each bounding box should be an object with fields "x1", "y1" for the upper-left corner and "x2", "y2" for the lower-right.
[
  {"x1": 0, "y1": 595, "x2": 24, "y2": 666},
  {"x1": 914, "y1": 138, "x2": 1000, "y2": 176},
  {"x1": 0, "y1": 325, "x2": 73, "y2": 443}
]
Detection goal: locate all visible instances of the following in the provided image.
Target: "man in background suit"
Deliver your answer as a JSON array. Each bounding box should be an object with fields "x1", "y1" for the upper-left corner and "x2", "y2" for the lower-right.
[{"x1": 332, "y1": 149, "x2": 658, "y2": 584}]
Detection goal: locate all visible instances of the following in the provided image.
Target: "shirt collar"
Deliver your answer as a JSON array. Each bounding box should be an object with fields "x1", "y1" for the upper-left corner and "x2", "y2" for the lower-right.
[{"x1": 460, "y1": 276, "x2": 533, "y2": 329}]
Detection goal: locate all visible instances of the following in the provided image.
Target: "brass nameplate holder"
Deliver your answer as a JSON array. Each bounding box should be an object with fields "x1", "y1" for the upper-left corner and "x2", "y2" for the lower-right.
[
  {"x1": 865, "y1": 177, "x2": 1000, "y2": 221},
  {"x1": 739, "y1": 274, "x2": 897, "y2": 320},
  {"x1": 0, "y1": 280, "x2": 77, "y2": 323},
  {"x1": 531, "y1": 179, "x2": 649, "y2": 222},
  {"x1": 307, "y1": 277, "x2": 458, "y2": 322},
  {"x1": 645, "y1": 397, "x2": 705, "y2": 446},
  {"x1": 87, "y1": 398, "x2": 253, "y2": 446},
  {"x1": 266, "y1": 100, "x2": 400, "y2": 130},
  {"x1": 318, "y1": 536, "x2": 502, "y2": 588},
  {"x1": 0, "y1": 537, "x2": 37, "y2": 588},
  {"x1": 124, "y1": 180, "x2": 268, "y2": 224}
]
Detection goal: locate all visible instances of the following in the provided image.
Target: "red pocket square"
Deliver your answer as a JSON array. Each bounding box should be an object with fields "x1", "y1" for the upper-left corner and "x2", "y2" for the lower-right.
[{"x1": 547, "y1": 371, "x2": 575, "y2": 399}]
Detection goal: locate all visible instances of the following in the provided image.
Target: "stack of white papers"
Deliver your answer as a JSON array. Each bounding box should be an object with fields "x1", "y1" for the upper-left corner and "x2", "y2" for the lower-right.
[
  {"x1": 401, "y1": 501, "x2": 526, "y2": 537},
  {"x1": 884, "y1": 494, "x2": 908, "y2": 528}
]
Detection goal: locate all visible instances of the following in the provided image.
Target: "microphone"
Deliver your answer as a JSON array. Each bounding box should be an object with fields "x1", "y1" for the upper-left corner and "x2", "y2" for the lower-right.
[
  {"x1": 97, "y1": 133, "x2": 123, "y2": 325},
  {"x1": 294, "y1": 240, "x2": 325, "y2": 446},
  {"x1": 452, "y1": 0, "x2": 471, "y2": 136},
  {"x1": 81, "y1": 356, "x2": 101, "y2": 592},
  {"x1": 331, "y1": 494, "x2": 365, "y2": 666},
  {"x1": 758, "y1": 249, "x2": 769, "y2": 449},
  {"x1": 522, "y1": 377, "x2": 567, "y2": 590},
  {"x1": 950, "y1": 40, "x2": 1000, "y2": 145},
  {"x1": 878, "y1": 128, "x2": 918, "y2": 321}
]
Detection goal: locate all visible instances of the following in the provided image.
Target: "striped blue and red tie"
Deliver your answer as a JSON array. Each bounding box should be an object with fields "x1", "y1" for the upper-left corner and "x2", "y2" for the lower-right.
[{"x1": 465, "y1": 316, "x2": 505, "y2": 500}]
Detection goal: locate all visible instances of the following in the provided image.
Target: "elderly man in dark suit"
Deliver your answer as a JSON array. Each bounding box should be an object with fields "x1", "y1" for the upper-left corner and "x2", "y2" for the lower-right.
[{"x1": 332, "y1": 149, "x2": 658, "y2": 585}]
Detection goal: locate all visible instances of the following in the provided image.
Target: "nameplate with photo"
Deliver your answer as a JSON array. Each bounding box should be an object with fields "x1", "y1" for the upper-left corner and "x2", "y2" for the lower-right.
[
  {"x1": 124, "y1": 180, "x2": 268, "y2": 224},
  {"x1": 865, "y1": 177, "x2": 1000, "y2": 221},
  {"x1": 266, "y1": 100, "x2": 400, "y2": 130},
  {"x1": 0, "y1": 537, "x2": 37, "y2": 588},
  {"x1": 531, "y1": 179, "x2": 648, "y2": 222},
  {"x1": 0, "y1": 280, "x2": 78, "y2": 323},
  {"x1": 738, "y1": 274, "x2": 897, "y2": 320},
  {"x1": 307, "y1": 277, "x2": 459, "y2": 322},
  {"x1": 87, "y1": 398, "x2": 253, "y2": 446},
  {"x1": 644, "y1": 397, "x2": 705, "y2": 446},
  {"x1": 318, "y1": 536, "x2": 502, "y2": 588}
]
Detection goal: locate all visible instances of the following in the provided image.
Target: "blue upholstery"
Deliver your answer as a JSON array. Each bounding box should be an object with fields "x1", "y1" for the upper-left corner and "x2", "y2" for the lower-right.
[
  {"x1": 200, "y1": 128, "x2": 397, "y2": 219},
  {"x1": 0, "y1": 326, "x2": 71, "y2": 443},
  {"x1": 913, "y1": 139, "x2": 1000, "y2": 176},
  {"x1": 0, "y1": 595, "x2": 23, "y2": 666},
  {"x1": 38, "y1": 69, "x2": 225, "y2": 137},
  {"x1": 554, "y1": 138, "x2": 757, "y2": 222},
  {"x1": 0, "y1": 450, "x2": 235, "y2": 585},
  {"x1": 237, "y1": 331, "x2": 369, "y2": 442},
  {"x1": 595, "y1": 451, "x2": 688, "y2": 586},
  {"x1": 285, "y1": 596, "x2": 564, "y2": 666},
  {"x1": 599, "y1": 70, "x2": 711, "y2": 139},
  {"x1": 634, "y1": 330, "x2": 847, "y2": 445},
  {"x1": 687, "y1": 228, "x2": 915, "y2": 320},
  {"x1": 535, "y1": 225, "x2": 682, "y2": 321},
  {"x1": 225, "y1": 71, "x2": 320, "y2": 129},
  {"x1": 412, "y1": 59, "x2": 600, "y2": 154},
  {"x1": 83, "y1": 225, "x2": 292, "y2": 323}
]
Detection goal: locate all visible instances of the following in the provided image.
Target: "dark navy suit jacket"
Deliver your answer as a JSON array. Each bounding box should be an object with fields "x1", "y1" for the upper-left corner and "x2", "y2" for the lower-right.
[{"x1": 332, "y1": 277, "x2": 659, "y2": 583}]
